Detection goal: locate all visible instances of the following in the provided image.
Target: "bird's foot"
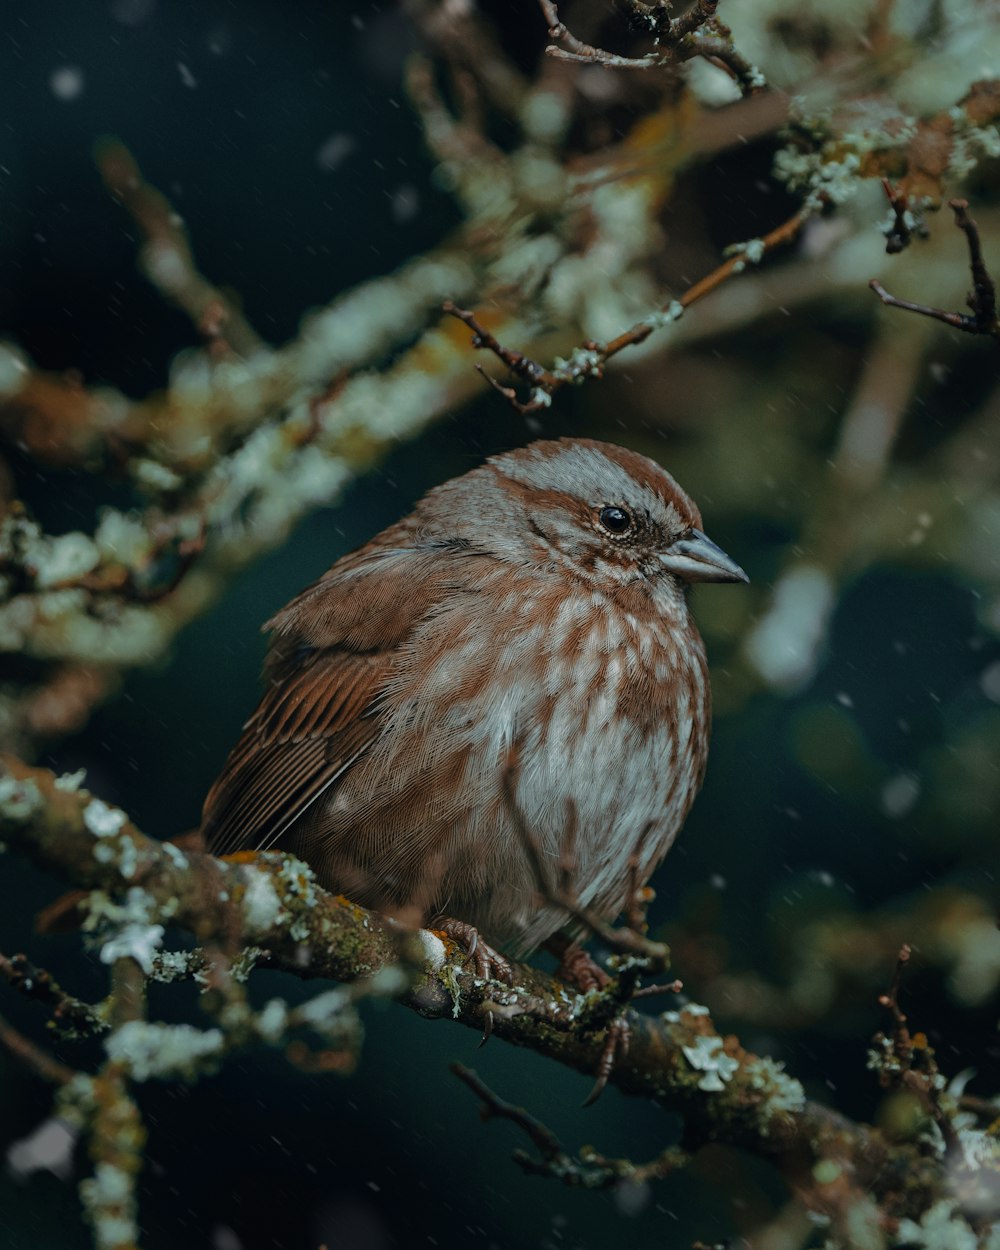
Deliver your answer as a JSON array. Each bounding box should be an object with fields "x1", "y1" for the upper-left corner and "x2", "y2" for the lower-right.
[
  {"x1": 540, "y1": 935, "x2": 610, "y2": 990},
  {"x1": 583, "y1": 1013, "x2": 631, "y2": 1107},
  {"x1": 550, "y1": 940, "x2": 610, "y2": 993},
  {"x1": 544, "y1": 938, "x2": 630, "y2": 1105},
  {"x1": 434, "y1": 918, "x2": 514, "y2": 986}
]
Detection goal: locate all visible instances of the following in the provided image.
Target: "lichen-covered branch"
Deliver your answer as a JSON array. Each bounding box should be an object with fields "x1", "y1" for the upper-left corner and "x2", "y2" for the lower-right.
[{"x1": 3, "y1": 754, "x2": 996, "y2": 1249}]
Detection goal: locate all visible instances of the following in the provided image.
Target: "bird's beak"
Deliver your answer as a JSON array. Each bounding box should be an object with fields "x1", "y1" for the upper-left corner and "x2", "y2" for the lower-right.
[{"x1": 658, "y1": 529, "x2": 749, "y2": 584}]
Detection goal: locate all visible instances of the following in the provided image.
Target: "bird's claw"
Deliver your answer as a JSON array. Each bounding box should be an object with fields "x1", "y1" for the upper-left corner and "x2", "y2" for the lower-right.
[
  {"x1": 583, "y1": 1014, "x2": 631, "y2": 1107},
  {"x1": 553, "y1": 941, "x2": 610, "y2": 993},
  {"x1": 435, "y1": 918, "x2": 514, "y2": 985}
]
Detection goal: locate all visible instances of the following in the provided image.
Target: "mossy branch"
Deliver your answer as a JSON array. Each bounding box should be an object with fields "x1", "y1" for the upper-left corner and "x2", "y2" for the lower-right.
[{"x1": 0, "y1": 755, "x2": 962, "y2": 1241}]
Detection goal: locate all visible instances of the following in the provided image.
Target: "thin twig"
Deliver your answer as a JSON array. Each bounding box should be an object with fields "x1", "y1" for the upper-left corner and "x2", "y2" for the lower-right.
[
  {"x1": 0, "y1": 1009, "x2": 75, "y2": 1085},
  {"x1": 452, "y1": 1061, "x2": 688, "y2": 1187},
  {"x1": 96, "y1": 139, "x2": 263, "y2": 359},
  {"x1": 870, "y1": 199, "x2": 999, "y2": 337},
  {"x1": 446, "y1": 208, "x2": 807, "y2": 413},
  {"x1": 879, "y1": 177, "x2": 925, "y2": 255},
  {"x1": 872, "y1": 944, "x2": 963, "y2": 1161},
  {"x1": 539, "y1": 0, "x2": 763, "y2": 92},
  {"x1": 0, "y1": 951, "x2": 106, "y2": 1037}
]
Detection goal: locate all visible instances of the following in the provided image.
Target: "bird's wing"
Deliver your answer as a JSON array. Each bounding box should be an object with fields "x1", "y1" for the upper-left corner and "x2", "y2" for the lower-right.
[
  {"x1": 201, "y1": 540, "x2": 469, "y2": 858},
  {"x1": 200, "y1": 648, "x2": 390, "y2": 857}
]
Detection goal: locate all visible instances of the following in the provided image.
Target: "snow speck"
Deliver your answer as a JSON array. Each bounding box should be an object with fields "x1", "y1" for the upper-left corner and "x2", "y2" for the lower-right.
[
  {"x1": 881, "y1": 773, "x2": 921, "y2": 819},
  {"x1": 111, "y1": 0, "x2": 157, "y2": 26},
  {"x1": 615, "y1": 1179, "x2": 652, "y2": 1217},
  {"x1": 207, "y1": 27, "x2": 232, "y2": 56},
  {"x1": 980, "y1": 660, "x2": 1000, "y2": 703},
  {"x1": 390, "y1": 184, "x2": 420, "y2": 223},
  {"x1": 834, "y1": 691, "x2": 854, "y2": 708},
  {"x1": 316, "y1": 133, "x2": 357, "y2": 173},
  {"x1": 211, "y1": 1227, "x2": 244, "y2": 1250},
  {"x1": 178, "y1": 62, "x2": 197, "y2": 89},
  {"x1": 50, "y1": 67, "x2": 84, "y2": 101}
]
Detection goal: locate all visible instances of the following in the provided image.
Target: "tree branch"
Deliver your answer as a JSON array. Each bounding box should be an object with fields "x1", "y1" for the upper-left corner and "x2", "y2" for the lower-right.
[{"x1": 0, "y1": 754, "x2": 958, "y2": 1230}]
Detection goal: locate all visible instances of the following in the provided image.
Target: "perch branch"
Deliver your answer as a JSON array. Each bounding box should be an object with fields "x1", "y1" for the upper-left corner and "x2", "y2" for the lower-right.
[{"x1": 0, "y1": 754, "x2": 959, "y2": 1227}]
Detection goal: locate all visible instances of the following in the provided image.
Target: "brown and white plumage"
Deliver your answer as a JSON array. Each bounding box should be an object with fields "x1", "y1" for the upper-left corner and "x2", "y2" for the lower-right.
[{"x1": 202, "y1": 438, "x2": 746, "y2": 956}]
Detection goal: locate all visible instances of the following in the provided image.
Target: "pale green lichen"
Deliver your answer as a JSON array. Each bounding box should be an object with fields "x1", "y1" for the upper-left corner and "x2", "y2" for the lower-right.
[
  {"x1": 231, "y1": 946, "x2": 266, "y2": 982},
  {"x1": 148, "y1": 950, "x2": 205, "y2": 985},
  {"x1": 83, "y1": 798, "x2": 128, "y2": 839},
  {"x1": 93, "y1": 509, "x2": 151, "y2": 566},
  {"x1": 54, "y1": 1073, "x2": 97, "y2": 1128},
  {"x1": 161, "y1": 841, "x2": 188, "y2": 869},
  {"x1": 441, "y1": 961, "x2": 464, "y2": 1018},
  {"x1": 84, "y1": 887, "x2": 165, "y2": 975},
  {"x1": 642, "y1": 300, "x2": 686, "y2": 332},
  {"x1": 958, "y1": 1126, "x2": 1000, "y2": 1171},
  {"x1": 896, "y1": 1199, "x2": 978, "y2": 1250},
  {"x1": 54, "y1": 768, "x2": 87, "y2": 792},
  {"x1": 743, "y1": 1055, "x2": 807, "y2": 1129},
  {"x1": 275, "y1": 856, "x2": 318, "y2": 942},
  {"x1": 519, "y1": 90, "x2": 571, "y2": 145},
  {"x1": 79, "y1": 1162, "x2": 138, "y2": 1250},
  {"x1": 99, "y1": 922, "x2": 164, "y2": 974},
  {"x1": 0, "y1": 774, "x2": 43, "y2": 821},
  {"x1": 31, "y1": 532, "x2": 101, "y2": 589},
  {"x1": 681, "y1": 1034, "x2": 740, "y2": 1092},
  {"x1": 724, "y1": 237, "x2": 766, "y2": 266},
  {"x1": 255, "y1": 998, "x2": 289, "y2": 1043},
  {"x1": 105, "y1": 1021, "x2": 225, "y2": 1081},
  {"x1": 241, "y1": 870, "x2": 284, "y2": 935},
  {"x1": 131, "y1": 458, "x2": 183, "y2": 493},
  {"x1": 774, "y1": 146, "x2": 863, "y2": 212},
  {"x1": 416, "y1": 928, "x2": 447, "y2": 973},
  {"x1": 0, "y1": 341, "x2": 29, "y2": 396}
]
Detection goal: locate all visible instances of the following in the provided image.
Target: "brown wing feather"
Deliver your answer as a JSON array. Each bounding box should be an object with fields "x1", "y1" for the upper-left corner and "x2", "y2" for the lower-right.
[
  {"x1": 201, "y1": 650, "x2": 391, "y2": 857},
  {"x1": 201, "y1": 537, "x2": 468, "y2": 859}
]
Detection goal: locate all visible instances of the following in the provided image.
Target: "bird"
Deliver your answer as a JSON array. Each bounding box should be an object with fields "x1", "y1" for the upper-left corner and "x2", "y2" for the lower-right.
[{"x1": 201, "y1": 437, "x2": 747, "y2": 985}]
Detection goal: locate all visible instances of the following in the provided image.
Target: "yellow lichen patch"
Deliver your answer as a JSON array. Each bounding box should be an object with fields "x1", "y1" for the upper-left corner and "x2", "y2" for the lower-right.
[
  {"x1": 332, "y1": 894, "x2": 370, "y2": 922},
  {"x1": 220, "y1": 850, "x2": 262, "y2": 866}
]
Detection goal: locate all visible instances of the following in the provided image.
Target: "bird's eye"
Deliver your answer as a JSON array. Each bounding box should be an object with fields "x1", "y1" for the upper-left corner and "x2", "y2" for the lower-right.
[{"x1": 598, "y1": 506, "x2": 632, "y2": 535}]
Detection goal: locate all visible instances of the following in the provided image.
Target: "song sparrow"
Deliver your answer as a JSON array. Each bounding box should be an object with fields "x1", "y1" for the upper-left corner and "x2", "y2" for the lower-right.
[{"x1": 202, "y1": 438, "x2": 746, "y2": 980}]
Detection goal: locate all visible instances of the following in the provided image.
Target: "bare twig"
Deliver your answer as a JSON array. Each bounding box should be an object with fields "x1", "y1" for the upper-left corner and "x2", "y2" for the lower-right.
[
  {"x1": 880, "y1": 177, "x2": 921, "y2": 254},
  {"x1": 0, "y1": 951, "x2": 106, "y2": 1037},
  {"x1": 871, "y1": 944, "x2": 963, "y2": 1160},
  {"x1": 870, "y1": 198, "x2": 999, "y2": 337},
  {"x1": 539, "y1": 0, "x2": 764, "y2": 93},
  {"x1": 446, "y1": 208, "x2": 807, "y2": 413},
  {"x1": 0, "y1": 1009, "x2": 75, "y2": 1085},
  {"x1": 96, "y1": 139, "x2": 264, "y2": 359},
  {"x1": 452, "y1": 1062, "x2": 688, "y2": 1187}
]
